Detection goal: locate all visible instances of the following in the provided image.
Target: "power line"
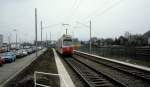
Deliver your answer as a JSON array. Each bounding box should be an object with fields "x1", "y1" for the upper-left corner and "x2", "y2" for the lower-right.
[
  {"x1": 64, "y1": 0, "x2": 78, "y2": 22},
  {"x1": 65, "y1": 0, "x2": 82, "y2": 23},
  {"x1": 42, "y1": 23, "x2": 61, "y2": 29},
  {"x1": 81, "y1": 0, "x2": 124, "y2": 21}
]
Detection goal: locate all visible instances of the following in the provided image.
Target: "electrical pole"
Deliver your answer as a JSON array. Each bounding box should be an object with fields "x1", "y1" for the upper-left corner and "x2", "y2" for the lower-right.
[
  {"x1": 19, "y1": 38, "x2": 21, "y2": 49},
  {"x1": 75, "y1": 21, "x2": 92, "y2": 53},
  {"x1": 16, "y1": 31, "x2": 17, "y2": 48},
  {"x1": 35, "y1": 8, "x2": 38, "y2": 57},
  {"x1": 8, "y1": 33, "x2": 11, "y2": 51},
  {"x1": 41, "y1": 21, "x2": 42, "y2": 47},
  {"x1": 13, "y1": 29, "x2": 17, "y2": 49},
  {"x1": 66, "y1": 29, "x2": 68, "y2": 35},
  {"x1": 46, "y1": 32, "x2": 47, "y2": 47},
  {"x1": 89, "y1": 20, "x2": 92, "y2": 54},
  {"x1": 16, "y1": 32, "x2": 17, "y2": 49},
  {"x1": 50, "y1": 32, "x2": 51, "y2": 43}
]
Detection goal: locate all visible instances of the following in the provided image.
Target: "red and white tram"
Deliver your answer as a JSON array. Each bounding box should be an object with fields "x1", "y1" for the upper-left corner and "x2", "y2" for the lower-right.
[{"x1": 56, "y1": 34, "x2": 73, "y2": 56}]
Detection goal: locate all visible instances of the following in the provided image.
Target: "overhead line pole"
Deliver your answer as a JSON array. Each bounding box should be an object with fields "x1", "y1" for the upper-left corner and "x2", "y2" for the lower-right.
[
  {"x1": 13, "y1": 29, "x2": 17, "y2": 49},
  {"x1": 35, "y1": 8, "x2": 38, "y2": 57},
  {"x1": 66, "y1": 29, "x2": 68, "y2": 35},
  {"x1": 50, "y1": 32, "x2": 51, "y2": 42},
  {"x1": 41, "y1": 21, "x2": 43, "y2": 47},
  {"x1": 16, "y1": 31, "x2": 17, "y2": 49},
  {"x1": 75, "y1": 21, "x2": 92, "y2": 53},
  {"x1": 46, "y1": 32, "x2": 47, "y2": 47},
  {"x1": 8, "y1": 33, "x2": 11, "y2": 51},
  {"x1": 89, "y1": 20, "x2": 92, "y2": 54}
]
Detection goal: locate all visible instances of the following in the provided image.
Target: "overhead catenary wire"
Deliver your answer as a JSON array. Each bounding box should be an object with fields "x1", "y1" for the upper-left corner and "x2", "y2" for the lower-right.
[
  {"x1": 65, "y1": 0, "x2": 82, "y2": 23},
  {"x1": 65, "y1": 0, "x2": 78, "y2": 21},
  {"x1": 71, "y1": 0, "x2": 124, "y2": 32},
  {"x1": 64, "y1": 0, "x2": 124, "y2": 41},
  {"x1": 80, "y1": 0, "x2": 124, "y2": 21},
  {"x1": 42, "y1": 22, "x2": 61, "y2": 41},
  {"x1": 42, "y1": 23, "x2": 61, "y2": 29}
]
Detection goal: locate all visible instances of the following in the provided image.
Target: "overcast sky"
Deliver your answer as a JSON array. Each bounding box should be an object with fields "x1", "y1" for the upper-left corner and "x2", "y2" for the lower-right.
[{"x1": 0, "y1": 0, "x2": 150, "y2": 43}]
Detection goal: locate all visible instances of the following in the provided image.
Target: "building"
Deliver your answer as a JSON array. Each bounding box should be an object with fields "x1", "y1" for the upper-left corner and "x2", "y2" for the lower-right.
[{"x1": 0, "y1": 34, "x2": 3, "y2": 47}]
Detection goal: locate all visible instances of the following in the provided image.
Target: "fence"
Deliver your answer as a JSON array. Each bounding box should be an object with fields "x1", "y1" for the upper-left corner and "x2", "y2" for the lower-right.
[
  {"x1": 34, "y1": 71, "x2": 68, "y2": 87},
  {"x1": 77, "y1": 45, "x2": 150, "y2": 60}
]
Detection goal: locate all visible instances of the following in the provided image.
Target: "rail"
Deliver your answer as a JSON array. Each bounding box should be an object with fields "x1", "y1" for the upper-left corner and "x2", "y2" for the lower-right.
[
  {"x1": 73, "y1": 51, "x2": 150, "y2": 86},
  {"x1": 64, "y1": 57, "x2": 126, "y2": 87}
]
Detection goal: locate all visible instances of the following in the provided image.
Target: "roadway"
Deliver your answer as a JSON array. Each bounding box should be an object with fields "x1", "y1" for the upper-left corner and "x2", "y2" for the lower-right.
[{"x1": 0, "y1": 49, "x2": 46, "y2": 87}]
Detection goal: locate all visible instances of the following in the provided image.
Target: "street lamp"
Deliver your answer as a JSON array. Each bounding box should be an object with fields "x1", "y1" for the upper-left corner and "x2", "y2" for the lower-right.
[{"x1": 13, "y1": 29, "x2": 17, "y2": 49}]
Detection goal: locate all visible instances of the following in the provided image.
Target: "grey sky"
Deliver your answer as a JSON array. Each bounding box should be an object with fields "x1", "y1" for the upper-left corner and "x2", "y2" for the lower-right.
[{"x1": 0, "y1": 0, "x2": 150, "y2": 43}]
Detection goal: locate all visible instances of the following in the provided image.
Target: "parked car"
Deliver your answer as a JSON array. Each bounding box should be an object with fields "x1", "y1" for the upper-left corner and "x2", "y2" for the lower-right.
[
  {"x1": 22, "y1": 49, "x2": 28, "y2": 56},
  {"x1": 0, "y1": 52, "x2": 16, "y2": 63},
  {"x1": 0, "y1": 56, "x2": 5, "y2": 66},
  {"x1": 38, "y1": 46, "x2": 42, "y2": 50},
  {"x1": 26, "y1": 48, "x2": 32, "y2": 54},
  {"x1": 15, "y1": 50, "x2": 24, "y2": 58}
]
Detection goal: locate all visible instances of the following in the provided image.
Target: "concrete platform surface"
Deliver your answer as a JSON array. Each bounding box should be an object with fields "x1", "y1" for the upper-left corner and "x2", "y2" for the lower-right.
[{"x1": 53, "y1": 49, "x2": 75, "y2": 87}]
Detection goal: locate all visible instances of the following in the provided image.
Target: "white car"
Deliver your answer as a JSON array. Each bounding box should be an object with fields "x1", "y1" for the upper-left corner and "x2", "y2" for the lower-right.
[
  {"x1": 22, "y1": 50, "x2": 28, "y2": 56},
  {"x1": 15, "y1": 50, "x2": 24, "y2": 58}
]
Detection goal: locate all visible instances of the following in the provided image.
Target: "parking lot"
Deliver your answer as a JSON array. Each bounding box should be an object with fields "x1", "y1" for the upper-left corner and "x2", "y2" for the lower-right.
[{"x1": 0, "y1": 49, "x2": 46, "y2": 86}]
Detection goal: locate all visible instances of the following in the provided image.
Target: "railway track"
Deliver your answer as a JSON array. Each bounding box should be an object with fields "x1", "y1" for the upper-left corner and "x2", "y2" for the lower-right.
[
  {"x1": 74, "y1": 52, "x2": 150, "y2": 81},
  {"x1": 64, "y1": 57, "x2": 126, "y2": 87},
  {"x1": 73, "y1": 51, "x2": 150, "y2": 87}
]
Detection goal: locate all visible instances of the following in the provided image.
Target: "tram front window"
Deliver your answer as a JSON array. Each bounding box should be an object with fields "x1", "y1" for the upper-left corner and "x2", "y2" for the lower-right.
[{"x1": 63, "y1": 39, "x2": 72, "y2": 46}]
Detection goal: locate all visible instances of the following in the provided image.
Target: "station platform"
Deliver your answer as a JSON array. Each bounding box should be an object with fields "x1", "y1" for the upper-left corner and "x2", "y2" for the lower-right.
[
  {"x1": 75, "y1": 50, "x2": 150, "y2": 72},
  {"x1": 53, "y1": 49, "x2": 75, "y2": 87}
]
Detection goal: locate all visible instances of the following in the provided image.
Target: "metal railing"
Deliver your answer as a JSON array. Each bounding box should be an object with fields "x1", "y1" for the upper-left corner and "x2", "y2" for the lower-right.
[{"x1": 34, "y1": 71, "x2": 68, "y2": 87}]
